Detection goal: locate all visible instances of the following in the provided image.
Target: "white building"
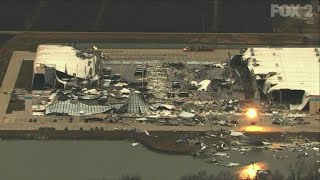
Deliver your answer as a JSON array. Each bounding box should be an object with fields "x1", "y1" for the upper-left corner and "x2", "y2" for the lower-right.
[
  {"x1": 33, "y1": 45, "x2": 96, "y2": 89},
  {"x1": 243, "y1": 48, "x2": 320, "y2": 114}
]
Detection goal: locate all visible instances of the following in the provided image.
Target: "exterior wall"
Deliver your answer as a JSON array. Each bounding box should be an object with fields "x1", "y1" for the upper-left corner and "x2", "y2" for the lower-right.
[{"x1": 309, "y1": 96, "x2": 320, "y2": 114}]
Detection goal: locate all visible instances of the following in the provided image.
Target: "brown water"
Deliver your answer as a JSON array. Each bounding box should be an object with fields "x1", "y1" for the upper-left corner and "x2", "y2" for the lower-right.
[{"x1": 0, "y1": 140, "x2": 317, "y2": 180}]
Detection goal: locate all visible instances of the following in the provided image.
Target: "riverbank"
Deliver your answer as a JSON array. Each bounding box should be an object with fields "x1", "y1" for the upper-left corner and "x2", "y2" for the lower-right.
[{"x1": 0, "y1": 129, "x2": 319, "y2": 156}]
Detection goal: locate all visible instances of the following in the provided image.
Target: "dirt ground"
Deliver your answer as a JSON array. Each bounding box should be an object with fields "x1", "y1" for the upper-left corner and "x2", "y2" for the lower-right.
[{"x1": 0, "y1": 129, "x2": 318, "y2": 155}]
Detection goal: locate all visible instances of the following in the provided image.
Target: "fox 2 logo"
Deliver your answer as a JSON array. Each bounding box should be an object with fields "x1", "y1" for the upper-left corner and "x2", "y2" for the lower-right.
[{"x1": 271, "y1": 4, "x2": 313, "y2": 18}]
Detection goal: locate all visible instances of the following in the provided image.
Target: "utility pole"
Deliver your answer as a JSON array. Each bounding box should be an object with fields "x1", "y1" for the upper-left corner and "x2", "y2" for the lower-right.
[
  {"x1": 120, "y1": 61, "x2": 123, "y2": 80},
  {"x1": 202, "y1": 12, "x2": 205, "y2": 33},
  {"x1": 228, "y1": 52, "x2": 232, "y2": 80},
  {"x1": 212, "y1": 0, "x2": 218, "y2": 32},
  {"x1": 141, "y1": 70, "x2": 144, "y2": 95},
  {"x1": 185, "y1": 59, "x2": 188, "y2": 76},
  {"x1": 227, "y1": 52, "x2": 233, "y2": 96},
  {"x1": 141, "y1": 61, "x2": 145, "y2": 95},
  {"x1": 25, "y1": 12, "x2": 30, "y2": 31},
  {"x1": 53, "y1": 68, "x2": 57, "y2": 89},
  {"x1": 279, "y1": 90, "x2": 282, "y2": 105}
]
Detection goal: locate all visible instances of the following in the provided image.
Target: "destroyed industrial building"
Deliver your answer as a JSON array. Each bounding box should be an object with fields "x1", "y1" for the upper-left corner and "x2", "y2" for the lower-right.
[
  {"x1": 33, "y1": 45, "x2": 97, "y2": 89},
  {"x1": 233, "y1": 48, "x2": 320, "y2": 114},
  {"x1": 26, "y1": 45, "x2": 319, "y2": 120}
]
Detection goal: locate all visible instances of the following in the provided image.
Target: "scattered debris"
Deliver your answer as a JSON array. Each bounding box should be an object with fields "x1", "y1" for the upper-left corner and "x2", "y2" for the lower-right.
[
  {"x1": 226, "y1": 162, "x2": 240, "y2": 167},
  {"x1": 273, "y1": 154, "x2": 288, "y2": 159},
  {"x1": 131, "y1": 143, "x2": 139, "y2": 147},
  {"x1": 297, "y1": 152, "x2": 309, "y2": 158},
  {"x1": 230, "y1": 131, "x2": 244, "y2": 137},
  {"x1": 179, "y1": 111, "x2": 196, "y2": 118},
  {"x1": 197, "y1": 80, "x2": 211, "y2": 91},
  {"x1": 144, "y1": 130, "x2": 150, "y2": 136},
  {"x1": 213, "y1": 152, "x2": 230, "y2": 158},
  {"x1": 257, "y1": 170, "x2": 271, "y2": 176}
]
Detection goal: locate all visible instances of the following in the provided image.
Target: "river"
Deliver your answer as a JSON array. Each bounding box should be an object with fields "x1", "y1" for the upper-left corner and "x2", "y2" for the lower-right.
[{"x1": 0, "y1": 140, "x2": 317, "y2": 180}]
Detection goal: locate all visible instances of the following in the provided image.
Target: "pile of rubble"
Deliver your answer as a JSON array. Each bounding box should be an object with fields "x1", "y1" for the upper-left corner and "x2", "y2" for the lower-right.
[{"x1": 272, "y1": 116, "x2": 310, "y2": 126}]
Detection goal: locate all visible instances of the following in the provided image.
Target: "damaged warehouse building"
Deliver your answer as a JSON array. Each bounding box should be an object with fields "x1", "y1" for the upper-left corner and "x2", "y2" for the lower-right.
[
  {"x1": 29, "y1": 44, "x2": 239, "y2": 119},
  {"x1": 30, "y1": 45, "x2": 169, "y2": 117},
  {"x1": 233, "y1": 48, "x2": 320, "y2": 114},
  {"x1": 28, "y1": 45, "x2": 319, "y2": 121}
]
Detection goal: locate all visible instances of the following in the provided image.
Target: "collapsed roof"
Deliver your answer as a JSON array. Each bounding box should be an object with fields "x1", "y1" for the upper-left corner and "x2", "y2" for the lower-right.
[
  {"x1": 243, "y1": 48, "x2": 320, "y2": 109},
  {"x1": 119, "y1": 92, "x2": 149, "y2": 114},
  {"x1": 34, "y1": 45, "x2": 96, "y2": 79},
  {"x1": 45, "y1": 100, "x2": 114, "y2": 116}
]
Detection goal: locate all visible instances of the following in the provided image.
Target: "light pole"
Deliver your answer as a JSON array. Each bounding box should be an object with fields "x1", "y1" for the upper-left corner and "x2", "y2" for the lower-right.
[{"x1": 202, "y1": 12, "x2": 205, "y2": 33}]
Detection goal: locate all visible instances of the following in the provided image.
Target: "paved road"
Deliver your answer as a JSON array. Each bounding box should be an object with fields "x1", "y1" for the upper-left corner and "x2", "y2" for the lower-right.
[
  {"x1": 3, "y1": 32, "x2": 319, "y2": 48},
  {"x1": 0, "y1": 113, "x2": 319, "y2": 132},
  {"x1": 0, "y1": 31, "x2": 25, "y2": 35},
  {"x1": 0, "y1": 51, "x2": 35, "y2": 114}
]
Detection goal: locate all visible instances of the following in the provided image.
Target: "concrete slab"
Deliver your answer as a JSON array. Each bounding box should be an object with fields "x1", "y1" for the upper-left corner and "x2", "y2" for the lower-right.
[{"x1": 0, "y1": 51, "x2": 35, "y2": 114}]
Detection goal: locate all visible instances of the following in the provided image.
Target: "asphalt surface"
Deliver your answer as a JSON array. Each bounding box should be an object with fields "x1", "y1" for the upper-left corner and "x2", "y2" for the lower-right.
[
  {"x1": 3, "y1": 32, "x2": 320, "y2": 50},
  {"x1": 100, "y1": 48, "x2": 239, "y2": 63},
  {"x1": 0, "y1": 51, "x2": 35, "y2": 114}
]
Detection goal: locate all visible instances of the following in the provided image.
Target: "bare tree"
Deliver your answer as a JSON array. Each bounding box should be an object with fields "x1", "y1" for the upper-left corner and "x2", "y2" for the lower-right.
[
  {"x1": 286, "y1": 160, "x2": 320, "y2": 180},
  {"x1": 237, "y1": 173, "x2": 251, "y2": 180},
  {"x1": 302, "y1": 161, "x2": 320, "y2": 180},
  {"x1": 288, "y1": 160, "x2": 304, "y2": 180},
  {"x1": 296, "y1": 160, "x2": 306, "y2": 180},
  {"x1": 180, "y1": 170, "x2": 215, "y2": 180},
  {"x1": 178, "y1": 160, "x2": 319, "y2": 180},
  {"x1": 272, "y1": 169, "x2": 285, "y2": 180},
  {"x1": 118, "y1": 175, "x2": 142, "y2": 180},
  {"x1": 215, "y1": 171, "x2": 236, "y2": 180}
]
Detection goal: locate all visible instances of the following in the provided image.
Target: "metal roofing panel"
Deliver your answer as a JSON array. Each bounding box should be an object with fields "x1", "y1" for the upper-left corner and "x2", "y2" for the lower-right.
[
  {"x1": 127, "y1": 92, "x2": 149, "y2": 114},
  {"x1": 45, "y1": 100, "x2": 114, "y2": 116}
]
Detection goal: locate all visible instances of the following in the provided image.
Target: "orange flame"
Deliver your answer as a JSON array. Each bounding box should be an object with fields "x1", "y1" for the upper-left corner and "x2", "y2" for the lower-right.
[
  {"x1": 239, "y1": 162, "x2": 267, "y2": 179},
  {"x1": 246, "y1": 108, "x2": 258, "y2": 119}
]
